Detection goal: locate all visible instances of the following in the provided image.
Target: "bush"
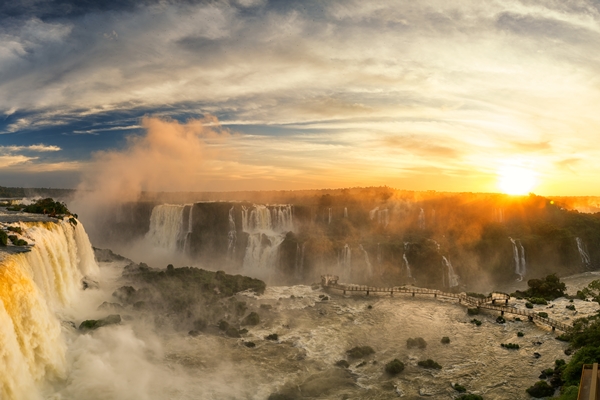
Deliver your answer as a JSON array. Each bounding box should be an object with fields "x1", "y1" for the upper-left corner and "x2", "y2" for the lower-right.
[
  {"x1": 466, "y1": 292, "x2": 487, "y2": 299},
  {"x1": 385, "y1": 359, "x2": 405, "y2": 374},
  {"x1": 496, "y1": 316, "x2": 506, "y2": 324},
  {"x1": 265, "y1": 333, "x2": 279, "y2": 341},
  {"x1": 471, "y1": 319, "x2": 482, "y2": 326},
  {"x1": 407, "y1": 337, "x2": 427, "y2": 349},
  {"x1": 525, "y1": 302, "x2": 534, "y2": 309},
  {"x1": 23, "y1": 198, "x2": 71, "y2": 216},
  {"x1": 6, "y1": 226, "x2": 22, "y2": 234},
  {"x1": 530, "y1": 298, "x2": 548, "y2": 305},
  {"x1": 346, "y1": 346, "x2": 375, "y2": 358},
  {"x1": 441, "y1": 336, "x2": 450, "y2": 344},
  {"x1": 0, "y1": 230, "x2": 7, "y2": 246},
  {"x1": 244, "y1": 341, "x2": 256, "y2": 348},
  {"x1": 453, "y1": 383, "x2": 467, "y2": 393},
  {"x1": 566, "y1": 304, "x2": 576, "y2": 311},
  {"x1": 241, "y1": 311, "x2": 260, "y2": 326},
  {"x1": 538, "y1": 312, "x2": 549, "y2": 318},
  {"x1": 467, "y1": 308, "x2": 480, "y2": 315},
  {"x1": 526, "y1": 380, "x2": 554, "y2": 398},
  {"x1": 418, "y1": 359, "x2": 442, "y2": 369},
  {"x1": 517, "y1": 332, "x2": 524, "y2": 337},
  {"x1": 457, "y1": 395, "x2": 483, "y2": 400},
  {"x1": 501, "y1": 343, "x2": 520, "y2": 349}
]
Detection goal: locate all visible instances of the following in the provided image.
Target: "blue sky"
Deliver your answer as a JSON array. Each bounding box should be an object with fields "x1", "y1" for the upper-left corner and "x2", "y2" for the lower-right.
[{"x1": 2, "y1": 0, "x2": 600, "y2": 194}]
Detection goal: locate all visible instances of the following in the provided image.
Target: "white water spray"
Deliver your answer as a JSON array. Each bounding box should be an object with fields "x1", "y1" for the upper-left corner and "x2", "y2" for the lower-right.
[
  {"x1": 576, "y1": 237, "x2": 591, "y2": 267},
  {"x1": 403, "y1": 242, "x2": 412, "y2": 279},
  {"x1": 146, "y1": 204, "x2": 186, "y2": 251},
  {"x1": 359, "y1": 244, "x2": 373, "y2": 278},
  {"x1": 509, "y1": 237, "x2": 527, "y2": 280}
]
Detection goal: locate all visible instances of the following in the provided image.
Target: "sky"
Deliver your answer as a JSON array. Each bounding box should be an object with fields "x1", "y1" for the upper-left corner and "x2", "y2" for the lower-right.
[{"x1": 1, "y1": 0, "x2": 600, "y2": 195}]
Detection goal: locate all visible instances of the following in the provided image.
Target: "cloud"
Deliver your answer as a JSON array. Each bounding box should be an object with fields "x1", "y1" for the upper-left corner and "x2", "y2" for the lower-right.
[
  {"x1": 511, "y1": 140, "x2": 551, "y2": 152},
  {"x1": 0, "y1": 154, "x2": 36, "y2": 168}
]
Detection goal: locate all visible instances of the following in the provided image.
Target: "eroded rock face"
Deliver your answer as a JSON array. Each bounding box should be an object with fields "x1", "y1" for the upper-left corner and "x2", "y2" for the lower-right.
[{"x1": 78, "y1": 314, "x2": 122, "y2": 331}]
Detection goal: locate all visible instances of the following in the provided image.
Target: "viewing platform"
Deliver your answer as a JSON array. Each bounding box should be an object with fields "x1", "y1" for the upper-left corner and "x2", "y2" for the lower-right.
[{"x1": 321, "y1": 274, "x2": 573, "y2": 333}]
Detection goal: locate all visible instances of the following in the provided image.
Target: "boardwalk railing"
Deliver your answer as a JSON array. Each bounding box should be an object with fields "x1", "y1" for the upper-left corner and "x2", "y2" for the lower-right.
[{"x1": 321, "y1": 274, "x2": 572, "y2": 332}]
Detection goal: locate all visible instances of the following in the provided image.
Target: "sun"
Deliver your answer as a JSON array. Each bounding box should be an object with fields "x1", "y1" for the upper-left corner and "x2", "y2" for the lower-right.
[{"x1": 497, "y1": 163, "x2": 537, "y2": 195}]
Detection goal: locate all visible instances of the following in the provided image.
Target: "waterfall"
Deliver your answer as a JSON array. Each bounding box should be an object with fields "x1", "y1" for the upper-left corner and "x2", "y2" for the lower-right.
[
  {"x1": 369, "y1": 207, "x2": 379, "y2": 220},
  {"x1": 419, "y1": 208, "x2": 425, "y2": 229},
  {"x1": 242, "y1": 205, "x2": 294, "y2": 274},
  {"x1": 403, "y1": 242, "x2": 412, "y2": 279},
  {"x1": 359, "y1": 244, "x2": 373, "y2": 278},
  {"x1": 183, "y1": 204, "x2": 194, "y2": 254},
  {"x1": 442, "y1": 256, "x2": 459, "y2": 288},
  {"x1": 344, "y1": 207, "x2": 348, "y2": 218},
  {"x1": 495, "y1": 208, "x2": 504, "y2": 223},
  {"x1": 227, "y1": 206, "x2": 237, "y2": 259},
  {"x1": 341, "y1": 244, "x2": 352, "y2": 278},
  {"x1": 509, "y1": 237, "x2": 527, "y2": 280},
  {"x1": 146, "y1": 204, "x2": 186, "y2": 251},
  {"x1": 377, "y1": 243, "x2": 382, "y2": 265},
  {"x1": 328, "y1": 208, "x2": 332, "y2": 225},
  {"x1": 0, "y1": 218, "x2": 99, "y2": 398},
  {"x1": 369, "y1": 207, "x2": 389, "y2": 227},
  {"x1": 576, "y1": 237, "x2": 591, "y2": 267}
]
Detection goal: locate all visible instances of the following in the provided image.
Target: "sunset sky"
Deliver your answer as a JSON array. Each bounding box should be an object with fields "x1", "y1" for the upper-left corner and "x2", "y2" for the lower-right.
[{"x1": 1, "y1": 0, "x2": 600, "y2": 195}]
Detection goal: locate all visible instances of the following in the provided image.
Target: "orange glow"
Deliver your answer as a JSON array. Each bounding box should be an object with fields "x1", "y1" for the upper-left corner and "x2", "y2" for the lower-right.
[{"x1": 497, "y1": 163, "x2": 537, "y2": 195}]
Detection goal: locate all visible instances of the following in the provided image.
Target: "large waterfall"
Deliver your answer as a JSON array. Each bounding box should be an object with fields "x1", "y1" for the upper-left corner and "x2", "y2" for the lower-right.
[
  {"x1": 403, "y1": 242, "x2": 412, "y2": 279},
  {"x1": 241, "y1": 205, "x2": 294, "y2": 274},
  {"x1": 0, "y1": 218, "x2": 99, "y2": 399},
  {"x1": 340, "y1": 243, "x2": 352, "y2": 279},
  {"x1": 146, "y1": 204, "x2": 187, "y2": 251},
  {"x1": 442, "y1": 256, "x2": 459, "y2": 288},
  {"x1": 358, "y1": 244, "x2": 373, "y2": 278},
  {"x1": 509, "y1": 237, "x2": 527, "y2": 280}
]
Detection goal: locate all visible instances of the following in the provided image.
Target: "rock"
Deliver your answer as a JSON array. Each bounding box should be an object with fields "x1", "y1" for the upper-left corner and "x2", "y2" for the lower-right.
[
  {"x1": 335, "y1": 360, "x2": 350, "y2": 368},
  {"x1": 533, "y1": 352, "x2": 541, "y2": 358},
  {"x1": 188, "y1": 330, "x2": 201, "y2": 337},
  {"x1": 97, "y1": 302, "x2": 124, "y2": 312},
  {"x1": 82, "y1": 277, "x2": 99, "y2": 290},
  {"x1": 265, "y1": 333, "x2": 279, "y2": 341},
  {"x1": 241, "y1": 311, "x2": 260, "y2": 326},
  {"x1": 79, "y1": 314, "x2": 121, "y2": 331},
  {"x1": 260, "y1": 304, "x2": 273, "y2": 310},
  {"x1": 225, "y1": 327, "x2": 241, "y2": 338},
  {"x1": 112, "y1": 286, "x2": 136, "y2": 304},
  {"x1": 244, "y1": 341, "x2": 256, "y2": 348}
]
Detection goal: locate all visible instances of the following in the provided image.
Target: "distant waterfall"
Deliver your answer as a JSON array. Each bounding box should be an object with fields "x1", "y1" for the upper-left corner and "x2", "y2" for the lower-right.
[
  {"x1": 377, "y1": 243, "x2": 382, "y2": 265},
  {"x1": 403, "y1": 242, "x2": 412, "y2": 278},
  {"x1": 0, "y1": 219, "x2": 99, "y2": 398},
  {"x1": 295, "y1": 243, "x2": 305, "y2": 279},
  {"x1": 576, "y1": 237, "x2": 591, "y2": 267},
  {"x1": 227, "y1": 206, "x2": 237, "y2": 259},
  {"x1": 183, "y1": 204, "x2": 194, "y2": 253},
  {"x1": 369, "y1": 207, "x2": 389, "y2": 227},
  {"x1": 419, "y1": 208, "x2": 425, "y2": 229},
  {"x1": 509, "y1": 237, "x2": 527, "y2": 280},
  {"x1": 495, "y1": 208, "x2": 504, "y2": 223},
  {"x1": 146, "y1": 204, "x2": 186, "y2": 251},
  {"x1": 359, "y1": 244, "x2": 373, "y2": 278},
  {"x1": 344, "y1": 207, "x2": 348, "y2": 218},
  {"x1": 340, "y1": 244, "x2": 352, "y2": 278},
  {"x1": 328, "y1": 208, "x2": 332, "y2": 225},
  {"x1": 442, "y1": 256, "x2": 459, "y2": 288},
  {"x1": 241, "y1": 205, "x2": 294, "y2": 273}
]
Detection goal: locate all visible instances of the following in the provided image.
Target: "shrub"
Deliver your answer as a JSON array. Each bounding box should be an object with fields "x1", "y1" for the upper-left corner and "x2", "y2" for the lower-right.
[
  {"x1": 501, "y1": 343, "x2": 520, "y2": 349},
  {"x1": 453, "y1": 383, "x2": 467, "y2": 393},
  {"x1": 0, "y1": 230, "x2": 7, "y2": 246},
  {"x1": 407, "y1": 337, "x2": 427, "y2": 349},
  {"x1": 538, "y1": 312, "x2": 549, "y2": 318},
  {"x1": 6, "y1": 226, "x2": 22, "y2": 234},
  {"x1": 244, "y1": 341, "x2": 256, "y2": 348},
  {"x1": 241, "y1": 311, "x2": 260, "y2": 326},
  {"x1": 471, "y1": 319, "x2": 482, "y2": 326},
  {"x1": 526, "y1": 380, "x2": 554, "y2": 398},
  {"x1": 385, "y1": 359, "x2": 405, "y2": 374},
  {"x1": 466, "y1": 292, "x2": 486, "y2": 299},
  {"x1": 566, "y1": 304, "x2": 576, "y2": 311},
  {"x1": 441, "y1": 336, "x2": 450, "y2": 344},
  {"x1": 23, "y1": 198, "x2": 71, "y2": 216},
  {"x1": 418, "y1": 359, "x2": 442, "y2": 369},
  {"x1": 347, "y1": 346, "x2": 375, "y2": 358},
  {"x1": 530, "y1": 298, "x2": 548, "y2": 305},
  {"x1": 265, "y1": 333, "x2": 279, "y2": 341},
  {"x1": 457, "y1": 395, "x2": 483, "y2": 400},
  {"x1": 515, "y1": 317, "x2": 522, "y2": 321},
  {"x1": 525, "y1": 302, "x2": 534, "y2": 309},
  {"x1": 517, "y1": 332, "x2": 524, "y2": 337},
  {"x1": 496, "y1": 316, "x2": 506, "y2": 324},
  {"x1": 467, "y1": 308, "x2": 480, "y2": 315}
]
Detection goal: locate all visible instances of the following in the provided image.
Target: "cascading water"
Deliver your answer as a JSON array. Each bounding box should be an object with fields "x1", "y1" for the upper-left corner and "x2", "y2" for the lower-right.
[
  {"x1": 146, "y1": 204, "x2": 186, "y2": 251},
  {"x1": 369, "y1": 207, "x2": 389, "y2": 227},
  {"x1": 369, "y1": 207, "x2": 379, "y2": 220},
  {"x1": 241, "y1": 205, "x2": 294, "y2": 274},
  {"x1": 495, "y1": 208, "x2": 504, "y2": 223},
  {"x1": 328, "y1": 208, "x2": 332, "y2": 225},
  {"x1": 227, "y1": 206, "x2": 237, "y2": 259},
  {"x1": 576, "y1": 237, "x2": 591, "y2": 268},
  {"x1": 0, "y1": 218, "x2": 99, "y2": 399},
  {"x1": 344, "y1": 207, "x2": 348, "y2": 218},
  {"x1": 340, "y1": 244, "x2": 352, "y2": 279},
  {"x1": 403, "y1": 242, "x2": 412, "y2": 279},
  {"x1": 419, "y1": 208, "x2": 425, "y2": 229},
  {"x1": 442, "y1": 256, "x2": 459, "y2": 288},
  {"x1": 358, "y1": 244, "x2": 373, "y2": 278},
  {"x1": 509, "y1": 237, "x2": 527, "y2": 280},
  {"x1": 377, "y1": 243, "x2": 382, "y2": 265}
]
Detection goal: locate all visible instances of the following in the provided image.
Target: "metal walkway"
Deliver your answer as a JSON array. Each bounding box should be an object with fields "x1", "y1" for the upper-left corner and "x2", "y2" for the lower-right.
[{"x1": 321, "y1": 274, "x2": 572, "y2": 332}]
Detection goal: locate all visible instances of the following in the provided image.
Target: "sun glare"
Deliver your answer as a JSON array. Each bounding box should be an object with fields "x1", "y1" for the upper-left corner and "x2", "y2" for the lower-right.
[{"x1": 498, "y1": 163, "x2": 537, "y2": 195}]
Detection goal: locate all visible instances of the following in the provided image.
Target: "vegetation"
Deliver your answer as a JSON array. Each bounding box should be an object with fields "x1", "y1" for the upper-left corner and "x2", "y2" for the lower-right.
[
  {"x1": 496, "y1": 316, "x2": 506, "y2": 324},
  {"x1": 538, "y1": 312, "x2": 549, "y2": 318},
  {"x1": 566, "y1": 304, "x2": 576, "y2": 311},
  {"x1": 517, "y1": 331, "x2": 524, "y2": 337},
  {"x1": 406, "y1": 337, "x2": 427, "y2": 349},
  {"x1": 385, "y1": 359, "x2": 405, "y2": 374},
  {"x1": 530, "y1": 297, "x2": 549, "y2": 305},
  {"x1": 501, "y1": 343, "x2": 520, "y2": 350},
  {"x1": 265, "y1": 333, "x2": 278, "y2": 341},
  {"x1": 8, "y1": 235, "x2": 28, "y2": 246},
  {"x1": 79, "y1": 314, "x2": 121, "y2": 331},
  {"x1": 471, "y1": 319, "x2": 482, "y2": 326},
  {"x1": 22, "y1": 198, "x2": 71, "y2": 216},
  {"x1": 418, "y1": 359, "x2": 442, "y2": 369},
  {"x1": 346, "y1": 346, "x2": 375, "y2": 358},
  {"x1": 441, "y1": 336, "x2": 450, "y2": 344},
  {"x1": 6, "y1": 226, "x2": 22, "y2": 234},
  {"x1": 466, "y1": 292, "x2": 487, "y2": 299},
  {"x1": 0, "y1": 230, "x2": 7, "y2": 246},
  {"x1": 526, "y1": 381, "x2": 555, "y2": 398},
  {"x1": 515, "y1": 274, "x2": 566, "y2": 300},
  {"x1": 467, "y1": 308, "x2": 480, "y2": 315},
  {"x1": 453, "y1": 383, "x2": 466, "y2": 393},
  {"x1": 335, "y1": 360, "x2": 349, "y2": 368},
  {"x1": 456, "y1": 395, "x2": 483, "y2": 400},
  {"x1": 525, "y1": 302, "x2": 534, "y2": 309},
  {"x1": 241, "y1": 312, "x2": 260, "y2": 326}
]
